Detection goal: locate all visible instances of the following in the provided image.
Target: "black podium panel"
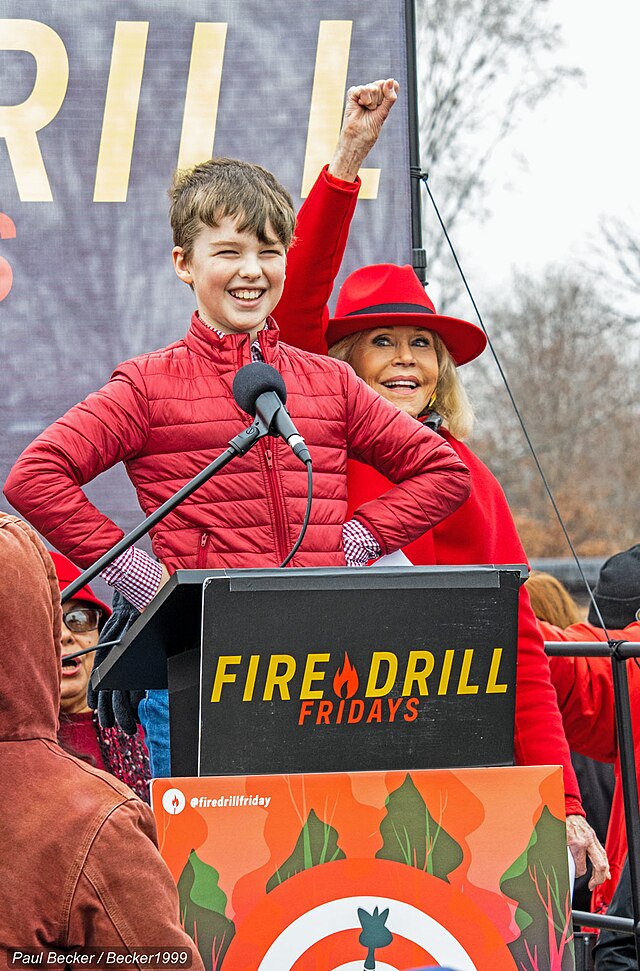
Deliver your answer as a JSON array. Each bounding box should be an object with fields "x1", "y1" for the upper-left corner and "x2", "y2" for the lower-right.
[
  {"x1": 197, "y1": 567, "x2": 520, "y2": 776},
  {"x1": 91, "y1": 566, "x2": 523, "y2": 778}
]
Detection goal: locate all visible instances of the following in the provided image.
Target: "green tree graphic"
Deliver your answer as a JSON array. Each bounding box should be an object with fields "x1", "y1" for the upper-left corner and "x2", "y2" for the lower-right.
[
  {"x1": 500, "y1": 808, "x2": 574, "y2": 971},
  {"x1": 266, "y1": 808, "x2": 345, "y2": 892},
  {"x1": 376, "y1": 774, "x2": 463, "y2": 880},
  {"x1": 177, "y1": 849, "x2": 235, "y2": 971}
]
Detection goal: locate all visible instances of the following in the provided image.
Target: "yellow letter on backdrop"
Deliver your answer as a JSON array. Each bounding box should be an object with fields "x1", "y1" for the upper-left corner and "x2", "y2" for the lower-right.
[
  {"x1": 94, "y1": 22, "x2": 149, "y2": 202},
  {"x1": 177, "y1": 23, "x2": 227, "y2": 170},
  {"x1": 0, "y1": 20, "x2": 69, "y2": 201},
  {"x1": 301, "y1": 20, "x2": 380, "y2": 200}
]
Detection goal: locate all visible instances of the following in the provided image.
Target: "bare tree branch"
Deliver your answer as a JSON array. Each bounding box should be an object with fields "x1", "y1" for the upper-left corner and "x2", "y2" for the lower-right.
[
  {"x1": 416, "y1": 0, "x2": 581, "y2": 280},
  {"x1": 467, "y1": 267, "x2": 640, "y2": 556}
]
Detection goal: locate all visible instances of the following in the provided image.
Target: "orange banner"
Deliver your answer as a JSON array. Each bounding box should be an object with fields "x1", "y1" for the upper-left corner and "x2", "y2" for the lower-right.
[{"x1": 152, "y1": 765, "x2": 574, "y2": 970}]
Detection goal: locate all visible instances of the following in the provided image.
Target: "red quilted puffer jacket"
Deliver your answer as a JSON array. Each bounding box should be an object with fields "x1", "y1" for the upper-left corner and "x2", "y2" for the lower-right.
[{"x1": 4, "y1": 315, "x2": 470, "y2": 571}]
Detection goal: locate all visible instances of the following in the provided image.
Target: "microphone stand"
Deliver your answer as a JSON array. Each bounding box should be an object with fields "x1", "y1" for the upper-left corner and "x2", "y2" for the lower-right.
[{"x1": 61, "y1": 416, "x2": 271, "y2": 603}]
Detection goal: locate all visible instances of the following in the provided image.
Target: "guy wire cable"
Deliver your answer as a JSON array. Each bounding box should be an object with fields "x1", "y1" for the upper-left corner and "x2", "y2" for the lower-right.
[{"x1": 419, "y1": 170, "x2": 612, "y2": 638}]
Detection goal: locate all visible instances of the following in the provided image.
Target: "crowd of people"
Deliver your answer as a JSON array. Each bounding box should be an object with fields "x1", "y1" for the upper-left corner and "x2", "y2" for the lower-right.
[{"x1": 1, "y1": 75, "x2": 638, "y2": 967}]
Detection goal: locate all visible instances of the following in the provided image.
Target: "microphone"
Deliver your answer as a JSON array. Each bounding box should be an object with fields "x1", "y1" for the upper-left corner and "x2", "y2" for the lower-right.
[{"x1": 232, "y1": 362, "x2": 311, "y2": 465}]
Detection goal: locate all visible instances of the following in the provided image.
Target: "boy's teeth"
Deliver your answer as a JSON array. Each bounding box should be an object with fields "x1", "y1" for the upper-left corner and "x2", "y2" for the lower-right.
[{"x1": 230, "y1": 289, "x2": 262, "y2": 300}]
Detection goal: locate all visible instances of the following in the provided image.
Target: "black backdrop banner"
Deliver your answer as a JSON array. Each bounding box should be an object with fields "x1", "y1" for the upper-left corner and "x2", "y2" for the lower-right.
[{"x1": 0, "y1": 1, "x2": 411, "y2": 545}]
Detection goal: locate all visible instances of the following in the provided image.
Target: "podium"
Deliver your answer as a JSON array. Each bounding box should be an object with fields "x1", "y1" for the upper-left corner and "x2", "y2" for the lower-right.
[
  {"x1": 92, "y1": 565, "x2": 523, "y2": 777},
  {"x1": 95, "y1": 566, "x2": 576, "y2": 971}
]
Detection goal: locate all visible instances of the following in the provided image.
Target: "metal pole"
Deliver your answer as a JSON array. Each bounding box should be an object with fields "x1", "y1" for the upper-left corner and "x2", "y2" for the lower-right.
[
  {"x1": 610, "y1": 643, "x2": 640, "y2": 962},
  {"x1": 546, "y1": 640, "x2": 640, "y2": 955},
  {"x1": 405, "y1": 0, "x2": 427, "y2": 281},
  {"x1": 573, "y1": 910, "x2": 635, "y2": 934}
]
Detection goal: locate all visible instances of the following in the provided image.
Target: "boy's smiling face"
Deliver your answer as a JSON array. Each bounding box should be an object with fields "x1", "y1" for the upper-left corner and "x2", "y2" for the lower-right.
[{"x1": 172, "y1": 215, "x2": 286, "y2": 342}]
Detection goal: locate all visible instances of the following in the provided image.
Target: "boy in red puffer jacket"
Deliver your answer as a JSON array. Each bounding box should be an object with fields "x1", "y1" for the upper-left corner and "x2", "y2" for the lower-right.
[{"x1": 4, "y1": 143, "x2": 469, "y2": 774}]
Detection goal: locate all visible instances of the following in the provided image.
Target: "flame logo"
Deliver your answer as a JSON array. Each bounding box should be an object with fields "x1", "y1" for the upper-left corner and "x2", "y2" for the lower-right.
[
  {"x1": 333, "y1": 652, "x2": 359, "y2": 699},
  {"x1": 161, "y1": 787, "x2": 186, "y2": 815}
]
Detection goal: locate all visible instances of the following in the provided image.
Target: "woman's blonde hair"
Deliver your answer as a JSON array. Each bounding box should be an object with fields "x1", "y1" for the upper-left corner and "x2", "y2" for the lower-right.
[
  {"x1": 526, "y1": 571, "x2": 582, "y2": 628},
  {"x1": 328, "y1": 328, "x2": 475, "y2": 440}
]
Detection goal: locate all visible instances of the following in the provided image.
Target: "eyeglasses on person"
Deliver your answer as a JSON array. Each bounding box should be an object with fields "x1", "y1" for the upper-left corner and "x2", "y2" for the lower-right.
[{"x1": 62, "y1": 606, "x2": 101, "y2": 633}]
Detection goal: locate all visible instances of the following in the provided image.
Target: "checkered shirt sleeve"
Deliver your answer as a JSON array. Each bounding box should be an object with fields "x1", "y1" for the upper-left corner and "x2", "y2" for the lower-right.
[
  {"x1": 100, "y1": 546, "x2": 162, "y2": 612},
  {"x1": 342, "y1": 518, "x2": 381, "y2": 567}
]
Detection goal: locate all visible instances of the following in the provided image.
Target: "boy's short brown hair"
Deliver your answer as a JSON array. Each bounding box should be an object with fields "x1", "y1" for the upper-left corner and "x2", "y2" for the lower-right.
[{"x1": 169, "y1": 157, "x2": 296, "y2": 263}]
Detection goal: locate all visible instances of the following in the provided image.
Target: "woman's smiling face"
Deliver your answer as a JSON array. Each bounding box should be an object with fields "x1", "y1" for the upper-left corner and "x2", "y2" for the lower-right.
[{"x1": 349, "y1": 326, "x2": 439, "y2": 418}]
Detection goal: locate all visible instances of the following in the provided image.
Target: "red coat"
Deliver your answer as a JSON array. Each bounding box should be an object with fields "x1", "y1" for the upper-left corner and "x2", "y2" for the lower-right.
[
  {"x1": 541, "y1": 618, "x2": 640, "y2": 911},
  {"x1": 4, "y1": 314, "x2": 470, "y2": 571},
  {"x1": 276, "y1": 165, "x2": 583, "y2": 814}
]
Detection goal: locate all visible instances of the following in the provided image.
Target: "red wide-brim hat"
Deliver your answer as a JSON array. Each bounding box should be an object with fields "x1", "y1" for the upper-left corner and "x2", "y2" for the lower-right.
[
  {"x1": 326, "y1": 263, "x2": 487, "y2": 366},
  {"x1": 49, "y1": 550, "x2": 112, "y2": 617}
]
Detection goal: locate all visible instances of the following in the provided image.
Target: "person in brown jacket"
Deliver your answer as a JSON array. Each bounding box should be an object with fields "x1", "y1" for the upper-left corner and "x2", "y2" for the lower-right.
[{"x1": 0, "y1": 515, "x2": 202, "y2": 963}]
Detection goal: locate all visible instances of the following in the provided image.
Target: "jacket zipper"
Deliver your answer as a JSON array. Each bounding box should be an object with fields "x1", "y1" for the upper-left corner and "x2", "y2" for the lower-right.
[
  {"x1": 261, "y1": 442, "x2": 290, "y2": 564},
  {"x1": 197, "y1": 531, "x2": 210, "y2": 568},
  {"x1": 237, "y1": 336, "x2": 250, "y2": 370},
  {"x1": 236, "y1": 335, "x2": 288, "y2": 561}
]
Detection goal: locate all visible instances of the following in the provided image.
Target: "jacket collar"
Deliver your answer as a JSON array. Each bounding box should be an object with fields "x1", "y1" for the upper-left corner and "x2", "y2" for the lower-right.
[{"x1": 184, "y1": 312, "x2": 281, "y2": 367}]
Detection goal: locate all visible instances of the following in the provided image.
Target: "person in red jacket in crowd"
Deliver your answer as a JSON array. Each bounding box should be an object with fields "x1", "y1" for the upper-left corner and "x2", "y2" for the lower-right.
[
  {"x1": 3, "y1": 82, "x2": 471, "y2": 775},
  {"x1": 539, "y1": 544, "x2": 640, "y2": 918},
  {"x1": 275, "y1": 142, "x2": 608, "y2": 880},
  {"x1": 51, "y1": 552, "x2": 151, "y2": 801},
  {"x1": 527, "y1": 571, "x2": 616, "y2": 911}
]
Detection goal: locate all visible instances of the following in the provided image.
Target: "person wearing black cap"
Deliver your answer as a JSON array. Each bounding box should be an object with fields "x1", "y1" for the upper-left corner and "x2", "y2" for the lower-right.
[
  {"x1": 539, "y1": 544, "x2": 640, "y2": 930},
  {"x1": 589, "y1": 545, "x2": 640, "y2": 630}
]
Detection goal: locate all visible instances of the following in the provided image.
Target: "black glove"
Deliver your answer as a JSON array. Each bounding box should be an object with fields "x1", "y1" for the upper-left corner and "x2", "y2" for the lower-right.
[
  {"x1": 96, "y1": 685, "x2": 145, "y2": 735},
  {"x1": 87, "y1": 590, "x2": 144, "y2": 735}
]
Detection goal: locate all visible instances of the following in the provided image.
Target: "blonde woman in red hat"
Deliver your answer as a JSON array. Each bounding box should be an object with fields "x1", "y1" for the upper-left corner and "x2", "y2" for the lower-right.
[
  {"x1": 277, "y1": 260, "x2": 609, "y2": 888},
  {"x1": 50, "y1": 552, "x2": 150, "y2": 801}
]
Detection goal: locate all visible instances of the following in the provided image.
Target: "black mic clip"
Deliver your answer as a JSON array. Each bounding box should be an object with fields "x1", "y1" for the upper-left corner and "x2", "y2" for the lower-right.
[{"x1": 228, "y1": 417, "x2": 269, "y2": 457}]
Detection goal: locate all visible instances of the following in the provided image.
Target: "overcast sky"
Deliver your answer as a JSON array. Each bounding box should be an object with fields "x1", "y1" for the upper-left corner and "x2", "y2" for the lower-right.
[{"x1": 447, "y1": 0, "x2": 640, "y2": 298}]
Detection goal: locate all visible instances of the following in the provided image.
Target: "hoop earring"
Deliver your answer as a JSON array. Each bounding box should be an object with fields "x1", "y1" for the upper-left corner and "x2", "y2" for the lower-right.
[{"x1": 428, "y1": 392, "x2": 437, "y2": 409}]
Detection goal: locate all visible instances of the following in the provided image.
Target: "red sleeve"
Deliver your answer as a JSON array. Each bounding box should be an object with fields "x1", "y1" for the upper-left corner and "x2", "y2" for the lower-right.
[
  {"x1": 275, "y1": 165, "x2": 360, "y2": 353},
  {"x1": 3, "y1": 364, "x2": 149, "y2": 567},
  {"x1": 540, "y1": 620, "x2": 618, "y2": 763},
  {"x1": 513, "y1": 587, "x2": 584, "y2": 812},
  {"x1": 341, "y1": 366, "x2": 471, "y2": 554}
]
